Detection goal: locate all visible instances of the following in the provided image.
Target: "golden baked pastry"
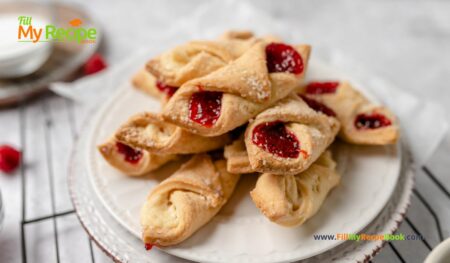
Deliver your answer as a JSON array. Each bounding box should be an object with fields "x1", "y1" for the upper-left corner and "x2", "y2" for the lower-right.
[
  {"x1": 298, "y1": 81, "x2": 399, "y2": 145},
  {"x1": 250, "y1": 151, "x2": 340, "y2": 227},
  {"x1": 141, "y1": 154, "x2": 240, "y2": 246},
  {"x1": 244, "y1": 95, "x2": 340, "y2": 175},
  {"x1": 115, "y1": 112, "x2": 230, "y2": 154},
  {"x1": 132, "y1": 34, "x2": 258, "y2": 102},
  {"x1": 223, "y1": 134, "x2": 254, "y2": 174},
  {"x1": 219, "y1": 30, "x2": 255, "y2": 40},
  {"x1": 97, "y1": 139, "x2": 176, "y2": 176},
  {"x1": 131, "y1": 68, "x2": 178, "y2": 103},
  {"x1": 131, "y1": 68, "x2": 159, "y2": 98},
  {"x1": 219, "y1": 30, "x2": 282, "y2": 44},
  {"x1": 146, "y1": 38, "x2": 257, "y2": 87},
  {"x1": 162, "y1": 41, "x2": 311, "y2": 137},
  {"x1": 95, "y1": 30, "x2": 404, "y2": 248}
]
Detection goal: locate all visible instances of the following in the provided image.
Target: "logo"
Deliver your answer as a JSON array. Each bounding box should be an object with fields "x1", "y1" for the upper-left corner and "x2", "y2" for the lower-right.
[
  {"x1": 313, "y1": 233, "x2": 424, "y2": 241},
  {"x1": 17, "y1": 16, "x2": 97, "y2": 44}
]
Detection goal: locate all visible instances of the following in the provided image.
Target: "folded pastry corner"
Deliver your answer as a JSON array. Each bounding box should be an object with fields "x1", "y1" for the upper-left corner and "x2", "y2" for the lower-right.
[
  {"x1": 146, "y1": 38, "x2": 256, "y2": 87},
  {"x1": 220, "y1": 31, "x2": 282, "y2": 44},
  {"x1": 298, "y1": 81, "x2": 399, "y2": 145},
  {"x1": 140, "y1": 154, "x2": 240, "y2": 246},
  {"x1": 244, "y1": 95, "x2": 340, "y2": 175},
  {"x1": 97, "y1": 139, "x2": 176, "y2": 176},
  {"x1": 219, "y1": 30, "x2": 255, "y2": 40},
  {"x1": 250, "y1": 150, "x2": 340, "y2": 227},
  {"x1": 162, "y1": 41, "x2": 311, "y2": 137},
  {"x1": 224, "y1": 135, "x2": 254, "y2": 174},
  {"x1": 131, "y1": 68, "x2": 178, "y2": 103},
  {"x1": 115, "y1": 112, "x2": 230, "y2": 154},
  {"x1": 131, "y1": 68, "x2": 159, "y2": 97}
]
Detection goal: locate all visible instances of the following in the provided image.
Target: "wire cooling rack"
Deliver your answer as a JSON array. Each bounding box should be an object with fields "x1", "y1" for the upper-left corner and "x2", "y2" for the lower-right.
[
  {"x1": 15, "y1": 98, "x2": 450, "y2": 263},
  {"x1": 17, "y1": 99, "x2": 95, "y2": 263}
]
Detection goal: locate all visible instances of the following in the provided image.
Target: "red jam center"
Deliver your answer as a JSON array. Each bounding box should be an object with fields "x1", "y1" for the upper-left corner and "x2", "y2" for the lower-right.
[
  {"x1": 265, "y1": 43, "x2": 304, "y2": 74},
  {"x1": 355, "y1": 113, "x2": 392, "y2": 129},
  {"x1": 189, "y1": 91, "x2": 223, "y2": 127},
  {"x1": 300, "y1": 95, "x2": 337, "y2": 117},
  {"x1": 305, "y1": 81, "x2": 339, "y2": 94},
  {"x1": 252, "y1": 121, "x2": 300, "y2": 158},
  {"x1": 116, "y1": 142, "x2": 143, "y2": 164},
  {"x1": 156, "y1": 80, "x2": 177, "y2": 97},
  {"x1": 145, "y1": 243, "x2": 153, "y2": 251}
]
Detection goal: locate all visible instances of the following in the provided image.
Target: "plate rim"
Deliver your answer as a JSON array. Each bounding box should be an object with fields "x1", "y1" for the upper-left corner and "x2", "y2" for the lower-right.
[
  {"x1": 68, "y1": 117, "x2": 414, "y2": 263},
  {"x1": 81, "y1": 60, "x2": 403, "y2": 262}
]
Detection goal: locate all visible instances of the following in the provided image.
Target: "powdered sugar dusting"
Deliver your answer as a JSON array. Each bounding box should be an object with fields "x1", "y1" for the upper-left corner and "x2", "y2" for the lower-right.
[{"x1": 243, "y1": 74, "x2": 271, "y2": 101}]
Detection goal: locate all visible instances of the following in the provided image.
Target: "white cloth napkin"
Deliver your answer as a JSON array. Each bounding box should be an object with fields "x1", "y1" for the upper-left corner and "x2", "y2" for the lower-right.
[{"x1": 51, "y1": 0, "x2": 448, "y2": 165}]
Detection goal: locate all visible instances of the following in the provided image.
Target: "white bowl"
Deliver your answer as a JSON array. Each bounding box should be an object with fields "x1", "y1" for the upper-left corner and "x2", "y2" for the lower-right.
[
  {"x1": 425, "y1": 238, "x2": 450, "y2": 263},
  {"x1": 0, "y1": 15, "x2": 52, "y2": 78}
]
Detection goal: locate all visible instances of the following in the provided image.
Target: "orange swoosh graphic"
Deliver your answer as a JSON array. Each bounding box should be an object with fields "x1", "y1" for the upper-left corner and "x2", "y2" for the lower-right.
[{"x1": 69, "y1": 18, "x2": 82, "y2": 27}]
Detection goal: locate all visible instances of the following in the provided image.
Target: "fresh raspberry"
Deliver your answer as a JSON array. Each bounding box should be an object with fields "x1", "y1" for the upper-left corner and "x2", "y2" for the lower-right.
[
  {"x1": 0, "y1": 145, "x2": 21, "y2": 174},
  {"x1": 83, "y1": 53, "x2": 107, "y2": 75}
]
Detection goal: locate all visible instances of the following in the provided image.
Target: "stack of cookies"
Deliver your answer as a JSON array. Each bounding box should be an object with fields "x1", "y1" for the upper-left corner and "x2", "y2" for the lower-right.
[{"x1": 97, "y1": 31, "x2": 399, "y2": 248}]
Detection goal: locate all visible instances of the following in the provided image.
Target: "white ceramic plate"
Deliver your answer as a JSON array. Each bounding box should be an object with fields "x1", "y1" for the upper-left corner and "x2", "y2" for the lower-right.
[{"x1": 86, "y1": 58, "x2": 402, "y2": 263}]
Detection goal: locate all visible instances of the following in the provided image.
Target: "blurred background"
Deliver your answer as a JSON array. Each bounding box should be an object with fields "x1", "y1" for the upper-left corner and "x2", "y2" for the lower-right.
[
  {"x1": 0, "y1": 0, "x2": 449, "y2": 262},
  {"x1": 72, "y1": 0, "x2": 450, "y2": 115}
]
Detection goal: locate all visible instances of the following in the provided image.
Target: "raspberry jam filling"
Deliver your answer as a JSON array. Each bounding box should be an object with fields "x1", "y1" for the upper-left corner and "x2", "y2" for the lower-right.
[
  {"x1": 145, "y1": 243, "x2": 153, "y2": 251},
  {"x1": 116, "y1": 142, "x2": 143, "y2": 164},
  {"x1": 156, "y1": 80, "x2": 177, "y2": 97},
  {"x1": 265, "y1": 43, "x2": 304, "y2": 74},
  {"x1": 355, "y1": 113, "x2": 392, "y2": 129},
  {"x1": 300, "y1": 95, "x2": 336, "y2": 117},
  {"x1": 252, "y1": 121, "x2": 300, "y2": 158},
  {"x1": 305, "y1": 81, "x2": 339, "y2": 94},
  {"x1": 189, "y1": 91, "x2": 223, "y2": 127}
]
